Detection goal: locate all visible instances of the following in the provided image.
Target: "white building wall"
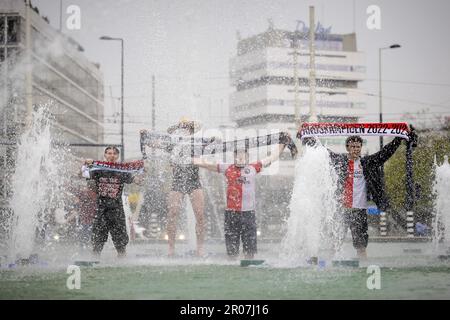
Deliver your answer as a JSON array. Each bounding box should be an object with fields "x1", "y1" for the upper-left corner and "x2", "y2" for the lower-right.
[{"x1": 230, "y1": 47, "x2": 366, "y2": 84}]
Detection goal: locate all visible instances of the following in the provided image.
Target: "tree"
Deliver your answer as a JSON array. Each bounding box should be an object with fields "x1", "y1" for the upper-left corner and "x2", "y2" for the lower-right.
[{"x1": 384, "y1": 130, "x2": 450, "y2": 227}]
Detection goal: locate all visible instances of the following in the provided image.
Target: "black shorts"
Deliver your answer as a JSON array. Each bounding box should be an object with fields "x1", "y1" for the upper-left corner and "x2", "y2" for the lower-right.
[
  {"x1": 171, "y1": 165, "x2": 202, "y2": 194},
  {"x1": 91, "y1": 201, "x2": 129, "y2": 253},
  {"x1": 342, "y1": 209, "x2": 369, "y2": 249},
  {"x1": 224, "y1": 210, "x2": 257, "y2": 256}
]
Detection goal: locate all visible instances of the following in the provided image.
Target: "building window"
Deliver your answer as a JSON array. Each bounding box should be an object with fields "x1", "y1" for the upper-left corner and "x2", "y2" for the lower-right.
[
  {"x1": 0, "y1": 176, "x2": 4, "y2": 198},
  {"x1": 0, "y1": 17, "x2": 5, "y2": 45},
  {"x1": 0, "y1": 147, "x2": 5, "y2": 170},
  {"x1": 7, "y1": 47, "x2": 19, "y2": 68},
  {"x1": 6, "y1": 16, "x2": 19, "y2": 44},
  {"x1": 5, "y1": 146, "x2": 15, "y2": 168}
]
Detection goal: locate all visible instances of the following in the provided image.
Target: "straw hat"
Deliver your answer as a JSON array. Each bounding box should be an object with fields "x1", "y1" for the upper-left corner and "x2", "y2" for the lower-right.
[{"x1": 168, "y1": 117, "x2": 202, "y2": 134}]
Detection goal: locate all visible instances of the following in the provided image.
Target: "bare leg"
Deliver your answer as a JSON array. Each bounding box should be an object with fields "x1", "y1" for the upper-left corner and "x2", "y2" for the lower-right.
[
  {"x1": 117, "y1": 247, "x2": 126, "y2": 259},
  {"x1": 189, "y1": 189, "x2": 205, "y2": 257},
  {"x1": 167, "y1": 191, "x2": 184, "y2": 256}
]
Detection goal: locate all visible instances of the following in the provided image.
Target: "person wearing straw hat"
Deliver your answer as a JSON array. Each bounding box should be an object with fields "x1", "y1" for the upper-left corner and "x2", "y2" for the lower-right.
[{"x1": 166, "y1": 117, "x2": 205, "y2": 257}]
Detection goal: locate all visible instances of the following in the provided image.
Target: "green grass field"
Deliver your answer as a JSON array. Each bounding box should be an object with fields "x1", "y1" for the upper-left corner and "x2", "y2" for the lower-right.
[{"x1": 1, "y1": 264, "x2": 450, "y2": 299}]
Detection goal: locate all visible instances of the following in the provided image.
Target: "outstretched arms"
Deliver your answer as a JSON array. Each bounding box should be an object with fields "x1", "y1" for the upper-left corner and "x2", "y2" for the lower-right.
[
  {"x1": 260, "y1": 144, "x2": 287, "y2": 168},
  {"x1": 80, "y1": 158, "x2": 146, "y2": 186},
  {"x1": 280, "y1": 132, "x2": 298, "y2": 158},
  {"x1": 366, "y1": 126, "x2": 417, "y2": 165},
  {"x1": 193, "y1": 158, "x2": 218, "y2": 172},
  {"x1": 259, "y1": 132, "x2": 296, "y2": 167},
  {"x1": 367, "y1": 137, "x2": 403, "y2": 165}
]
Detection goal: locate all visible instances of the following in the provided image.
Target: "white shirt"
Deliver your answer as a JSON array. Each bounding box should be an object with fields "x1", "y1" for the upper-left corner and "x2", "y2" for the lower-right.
[{"x1": 343, "y1": 158, "x2": 368, "y2": 209}]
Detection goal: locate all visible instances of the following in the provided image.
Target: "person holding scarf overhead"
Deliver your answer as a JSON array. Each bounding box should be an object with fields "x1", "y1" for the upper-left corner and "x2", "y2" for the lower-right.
[{"x1": 81, "y1": 146, "x2": 145, "y2": 258}]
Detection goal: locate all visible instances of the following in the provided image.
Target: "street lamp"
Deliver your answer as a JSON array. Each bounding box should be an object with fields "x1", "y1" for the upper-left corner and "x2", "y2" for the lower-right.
[
  {"x1": 379, "y1": 44, "x2": 401, "y2": 150},
  {"x1": 100, "y1": 36, "x2": 125, "y2": 162}
]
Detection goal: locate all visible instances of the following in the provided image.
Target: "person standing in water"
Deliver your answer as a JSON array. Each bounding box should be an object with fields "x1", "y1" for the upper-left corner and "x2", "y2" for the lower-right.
[
  {"x1": 194, "y1": 133, "x2": 292, "y2": 259},
  {"x1": 165, "y1": 118, "x2": 205, "y2": 257},
  {"x1": 304, "y1": 127, "x2": 416, "y2": 259},
  {"x1": 81, "y1": 146, "x2": 144, "y2": 258}
]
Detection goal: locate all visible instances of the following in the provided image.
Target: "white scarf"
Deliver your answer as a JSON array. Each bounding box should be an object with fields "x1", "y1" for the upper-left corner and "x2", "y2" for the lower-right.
[{"x1": 298, "y1": 122, "x2": 410, "y2": 140}]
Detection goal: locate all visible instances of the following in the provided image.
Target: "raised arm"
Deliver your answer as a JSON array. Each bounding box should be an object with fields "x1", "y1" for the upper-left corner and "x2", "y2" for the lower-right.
[
  {"x1": 132, "y1": 173, "x2": 146, "y2": 186},
  {"x1": 193, "y1": 157, "x2": 219, "y2": 172},
  {"x1": 366, "y1": 137, "x2": 403, "y2": 165},
  {"x1": 260, "y1": 132, "x2": 300, "y2": 167},
  {"x1": 140, "y1": 129, "x2": 162, "y2": 148},
  {"x1": 260, "y1": 144, "x2": 286, "y2": 168},
  {"x1": 80, "y1": 159, "x2": 93, "y2": 179},
  {"x1": 131, "y1": 165, "x2": 147, "y2": 185}
]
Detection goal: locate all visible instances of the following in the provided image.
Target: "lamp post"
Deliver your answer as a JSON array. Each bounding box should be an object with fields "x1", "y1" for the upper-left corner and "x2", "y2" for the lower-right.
[
  {"x1": 25, "y1": 0, "x2": 33, "y2": 128},
  {"x1": 379, "y1": 44, "x2": 401, "y2": 150},
  {"x1": 100, "y1": 36, "x2": 124, "y2": 161}
]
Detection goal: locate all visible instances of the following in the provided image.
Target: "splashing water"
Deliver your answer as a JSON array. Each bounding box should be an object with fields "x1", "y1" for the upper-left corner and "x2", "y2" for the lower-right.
[
  {"x1": 7, "y1": 107, "x2": 69, "y2": 261},
  {"x1": 278, "y1": 144, "x2": 340, "y2": 267},
  {"x1": 432, "y1": 156, "x2": 450, "y2": 251},
  {"x1": 183, "y1": 196, "x2": 198, "y2": 251}
]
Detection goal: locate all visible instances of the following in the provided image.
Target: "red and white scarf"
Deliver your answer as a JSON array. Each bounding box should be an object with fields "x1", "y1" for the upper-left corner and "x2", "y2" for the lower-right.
[
  {"x1": 89, "y1": 160, "x2": 144, "y2": 173},
  {"x1": 298, "y1": 122, "x2": 410, "y2": 140}
]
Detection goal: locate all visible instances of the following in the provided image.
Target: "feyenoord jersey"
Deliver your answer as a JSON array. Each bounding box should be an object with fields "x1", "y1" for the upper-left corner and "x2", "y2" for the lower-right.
[
  {"x1": 343, "y1": 158, "x2": 368, "y2": 209},
  {"x1": 217, "y1": 162, "x2": 263, "y2": 211}
]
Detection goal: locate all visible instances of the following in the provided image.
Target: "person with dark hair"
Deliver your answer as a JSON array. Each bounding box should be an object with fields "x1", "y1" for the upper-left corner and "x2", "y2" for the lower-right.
[
  {"x1": 322, "y1": 131, "x2": 416, "y2": 259},
  {"x1": 81, "y1": 146, "x2": 144, "y2": 258},
  {"x1": 193, "y1": 134, "x2": 292, "y2": 259}
]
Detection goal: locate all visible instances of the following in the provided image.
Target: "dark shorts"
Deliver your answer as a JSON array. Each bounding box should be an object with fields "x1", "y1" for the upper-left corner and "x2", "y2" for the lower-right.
[
  {"x1": 91, "y1": 201, "x2": 129, "y2": 253},
  {"x1": 171, "y1": 165, "x2": 202, "y2": 194},
  {"x1": 342, "y1": 208, "x2": 369, "y2": 249},
  {"x1": 224, "y1": 210, "x2": 257, "y2": 256}
]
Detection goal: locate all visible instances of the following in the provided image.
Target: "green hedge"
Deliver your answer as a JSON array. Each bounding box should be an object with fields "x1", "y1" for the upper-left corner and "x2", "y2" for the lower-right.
[{"x1": 384, "y1": 131, "x2": 450, "y2": 225}]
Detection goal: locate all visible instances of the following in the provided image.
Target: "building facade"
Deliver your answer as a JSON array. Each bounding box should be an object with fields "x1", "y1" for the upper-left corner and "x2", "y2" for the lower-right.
[{"x1": 0, "y1": 1, "x2": 104, "y2": 212}]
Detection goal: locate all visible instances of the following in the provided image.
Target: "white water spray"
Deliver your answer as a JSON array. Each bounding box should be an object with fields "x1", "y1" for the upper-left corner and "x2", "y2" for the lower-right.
[
  {"x1": 183, "y1": 196, "x2": 198, "y2": 251},
  {"x1": 432, "y1": 156, "x2": 450, "y2": 250},
  {"x1": 279, "y1": 144, "x2": 340, "y2": 266},
  {"x1": 7, "y1": 107, "x2": 69, "y2": 260}
]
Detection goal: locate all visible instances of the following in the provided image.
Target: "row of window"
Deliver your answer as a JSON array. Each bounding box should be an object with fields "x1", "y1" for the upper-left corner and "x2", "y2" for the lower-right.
[
  {"x1": 238, "y1": 37, "x2": 344, "y2": 56},
  {"x1": 235, "y1": 113, "x2": 357, "y2": 127},
  {"x1": 0, "y1": 144, "x2": 15, "y2": 173},
  {"x1": 0, "y1": 16, "x2": 20, "y2": 45},
  {"x1": 231, "y1": 61, "x2": 366, "y2": 79},
  {"x1": 236, "y1": 76, "x2": 357, "y2": 91},
  {"x1": 32, "y1": 87, "x2": 102, "y2": 143},
  {"x1": 33, "y1": 58, "x2": 102, "y2": 121},
  {"x1": 0, "y1": 46, "x2": 20, "y2": 67},
  {"x1": 232, "y1": 99, "x2": 365, "y2": 113},
  {"x1": 287, "y1": 39, "x2": 343, "y2": 51},
  {"x1": 0, "y1": 53, "x2": 102, "y2": 145},
  {"x1": 31, "y1": 28, "x2": 102, "y2": 98}
]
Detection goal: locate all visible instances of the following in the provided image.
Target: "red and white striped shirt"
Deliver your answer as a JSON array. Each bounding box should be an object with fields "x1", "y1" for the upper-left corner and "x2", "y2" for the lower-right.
[
  {"x1": 217, "y1": 162, "x2": 263, "y2": 211},
  {"x1": 343, "y1": 158, "x2": 368, "y2": 209}
]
